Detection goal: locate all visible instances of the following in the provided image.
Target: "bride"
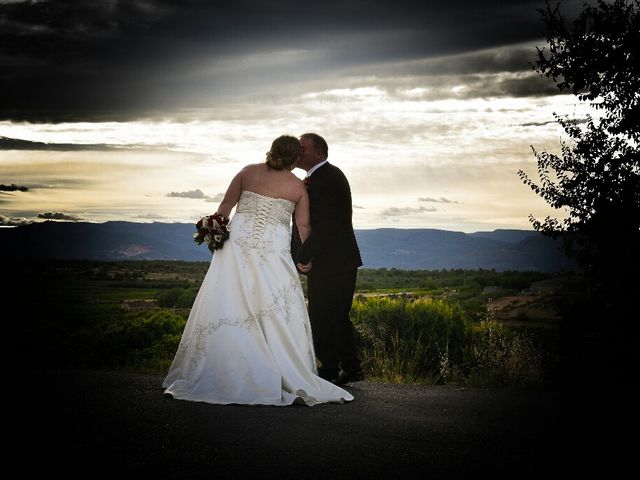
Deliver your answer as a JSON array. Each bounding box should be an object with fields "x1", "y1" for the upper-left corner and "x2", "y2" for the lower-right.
[{"x1": 162, "y1": 135, "x2": 354, "y2": 406}]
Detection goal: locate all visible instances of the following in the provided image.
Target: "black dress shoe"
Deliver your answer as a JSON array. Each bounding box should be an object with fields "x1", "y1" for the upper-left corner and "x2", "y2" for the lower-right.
[
  {"x1": 337, "y1": 370, "x2": 364, "y2": 385},
  {"x1": 319, "y1": 367, "x2": 339, "y2": 384}
]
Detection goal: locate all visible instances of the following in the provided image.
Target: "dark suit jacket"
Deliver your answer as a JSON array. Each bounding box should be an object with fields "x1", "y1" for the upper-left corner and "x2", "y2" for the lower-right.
[{"x1": 292, "y1": 162, "x2": 362, "y2": 276}]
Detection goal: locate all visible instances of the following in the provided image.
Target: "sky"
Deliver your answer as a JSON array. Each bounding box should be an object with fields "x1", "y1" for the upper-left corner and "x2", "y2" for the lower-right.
[{"x1": 0, "y1": 0, "x2": 597, "y2": 232}]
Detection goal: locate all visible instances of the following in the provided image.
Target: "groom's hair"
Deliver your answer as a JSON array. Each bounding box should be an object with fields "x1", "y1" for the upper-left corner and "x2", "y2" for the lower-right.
[{"x1": 301, "y1": 133, "x2": 328, "y2": 160}]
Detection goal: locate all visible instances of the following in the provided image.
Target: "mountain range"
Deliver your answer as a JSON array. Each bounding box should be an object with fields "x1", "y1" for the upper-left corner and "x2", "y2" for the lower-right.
[{"x1": 0, "y1": 221, "x2": 577, "y2": 271}]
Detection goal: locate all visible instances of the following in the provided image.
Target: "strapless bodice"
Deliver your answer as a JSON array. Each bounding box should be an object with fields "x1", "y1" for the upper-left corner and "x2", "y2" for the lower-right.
[{"x1": 234, "y1": 190, "x2": 294, "y2": 246}]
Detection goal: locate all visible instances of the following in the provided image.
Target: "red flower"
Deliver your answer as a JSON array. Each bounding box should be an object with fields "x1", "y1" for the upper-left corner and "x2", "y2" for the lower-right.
[
  {"x1": 193, "y1": 212, "x2": 230, "y2": 253},
  {"x1": 303, "y1": 177, "x2": 311, "y2": 188}
]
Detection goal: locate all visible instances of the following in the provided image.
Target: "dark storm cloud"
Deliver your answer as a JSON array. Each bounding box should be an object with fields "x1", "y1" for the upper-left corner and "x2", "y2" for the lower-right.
[
  {"x1": 0, "y1": 0, "x2": 587, "y2": 122},
  {"x1": 519, "y1": 117, "x2": 589, "y2": 127},
  {"x1": 344, "y1": 42, "x2": 564, "y2": 101},
  {"x1": 0, "y1": 183, "x2": 29, "y2": 192},
  {"x1": 0, "y1": 135, "x2": 121, "y2": 150},
  {"x1": 0, "y1": 214, "x2": 33, "y2": 226},
  {"x1": 166, "y1": 189, "x2": 206, "y2": 199},
  {"x1": 0, "y1": 136, "x2": 176, "y2": 151},
  {"x1": 37, "y1": 211, "x2": 83, "y2": 221},
  {"x1": 166, "y1": 189, "x2": 222, "y2": 202}
]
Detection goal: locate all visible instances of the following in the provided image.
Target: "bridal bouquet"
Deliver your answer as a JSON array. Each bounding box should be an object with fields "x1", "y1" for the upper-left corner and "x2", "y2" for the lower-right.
[{"x1": 194, "y1": 213, "x2": 230, "y2": 253}]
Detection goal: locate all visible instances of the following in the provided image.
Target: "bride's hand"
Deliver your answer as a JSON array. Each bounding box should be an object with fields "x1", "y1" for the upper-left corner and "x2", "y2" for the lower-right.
[{"x1": 297, "y1": 261, "x2": 312, "y2": 273}]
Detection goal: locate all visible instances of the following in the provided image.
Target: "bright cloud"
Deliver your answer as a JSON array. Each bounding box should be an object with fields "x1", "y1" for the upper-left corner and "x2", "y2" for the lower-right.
[{"x1": 0, "y1": 37, "x2": 594, "y2": 232}]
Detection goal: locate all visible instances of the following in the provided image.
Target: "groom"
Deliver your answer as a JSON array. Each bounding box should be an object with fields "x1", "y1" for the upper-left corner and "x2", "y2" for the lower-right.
[{"x1": 292, "y1": 133, "x2": 364, "y2": 385}]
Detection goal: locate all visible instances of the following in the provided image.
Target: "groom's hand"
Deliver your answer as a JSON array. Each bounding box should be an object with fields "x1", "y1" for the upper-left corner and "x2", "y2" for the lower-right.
[{"x1": 297, "y1": 261, "x2": 312, "y2": 273}]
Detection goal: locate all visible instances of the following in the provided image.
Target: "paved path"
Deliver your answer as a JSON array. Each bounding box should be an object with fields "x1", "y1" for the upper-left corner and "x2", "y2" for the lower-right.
[{"x1": 12, "y1": 370, "x2": 626, "y2": 478}]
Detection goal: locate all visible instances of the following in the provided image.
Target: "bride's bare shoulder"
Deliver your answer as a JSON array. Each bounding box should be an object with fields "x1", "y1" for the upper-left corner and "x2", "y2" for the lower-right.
[
  {"x1": 288, "y1": 173, "x2": 306, "y2": 198},
  {"x1": 238, "y1": 163, "x2": 264, "y2": 176},
  {"x1": 283, "y1": 170, "x2": 303, "y2": 185},
  {"x1": 240, "y1": 163, "x2": 263, "y2": 171}
]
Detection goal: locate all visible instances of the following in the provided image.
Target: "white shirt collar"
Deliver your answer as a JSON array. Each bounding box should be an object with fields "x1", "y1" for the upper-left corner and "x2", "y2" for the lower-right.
[{"x1": 306, "y1": 160, "x2": 329, "y2": 178}]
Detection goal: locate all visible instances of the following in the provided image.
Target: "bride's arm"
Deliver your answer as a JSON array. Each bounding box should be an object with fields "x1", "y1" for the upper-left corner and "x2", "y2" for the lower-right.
[
  {"x1": 216, "y1": 168, "x2": 245, "y2": 218},
  {"x1": 294, "y1": 187, "x2": 311, "y2": 243}
]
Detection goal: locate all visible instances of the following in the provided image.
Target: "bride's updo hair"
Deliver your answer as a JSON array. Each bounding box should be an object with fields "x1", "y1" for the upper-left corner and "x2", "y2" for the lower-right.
[{"x1": 265, "y1": 135, "x2": 300, "y2": 170}]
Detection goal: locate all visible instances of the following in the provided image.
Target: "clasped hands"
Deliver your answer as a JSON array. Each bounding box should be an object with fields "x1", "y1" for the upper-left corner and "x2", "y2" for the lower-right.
[{"x1": 297, "y1": 261, "x2": 312, "y2": 273}]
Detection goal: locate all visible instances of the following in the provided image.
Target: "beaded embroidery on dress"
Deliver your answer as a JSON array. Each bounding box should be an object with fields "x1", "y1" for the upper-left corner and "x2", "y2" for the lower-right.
[{"x1": 162, "y1": 190, "x2": 354, "y2": 405}]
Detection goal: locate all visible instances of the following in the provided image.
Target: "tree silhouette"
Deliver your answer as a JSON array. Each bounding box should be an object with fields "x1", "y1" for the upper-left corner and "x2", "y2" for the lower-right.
[{"x1": 519, "y1": 0, "x2": 639, "y2": 300}]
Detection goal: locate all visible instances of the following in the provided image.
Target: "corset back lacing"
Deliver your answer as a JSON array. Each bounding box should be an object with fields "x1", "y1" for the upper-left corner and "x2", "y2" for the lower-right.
[{"x1": 235, "y1": 191, "x2": 295, "y2": 246}]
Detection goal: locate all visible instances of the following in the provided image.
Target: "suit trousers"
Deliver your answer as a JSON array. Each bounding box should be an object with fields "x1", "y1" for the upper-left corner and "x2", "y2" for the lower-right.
[{"x1": 307, "y1": 268, "x2": 361, "y2": 378}]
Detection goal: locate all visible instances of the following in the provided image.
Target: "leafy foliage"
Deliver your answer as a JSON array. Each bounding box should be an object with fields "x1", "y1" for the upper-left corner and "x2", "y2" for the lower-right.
[
  {"x1": 75, "y1": 310, "x2": 186, "y2": 370},
  {"x1": 351, "y1": 297, "x2": 472, "y2": 383},
  {"x1": 470, "y1": 319, "x2": 544, "y2": 387},
  {"x1": 519, "y1": 0, "x2": 640, "y2": 296},
  {"x1": 10, "y1": 260, "x2": 562, "y2": 384},
  {"x1": 534, "y1": 0, "x2": 640, "y2": 138}
]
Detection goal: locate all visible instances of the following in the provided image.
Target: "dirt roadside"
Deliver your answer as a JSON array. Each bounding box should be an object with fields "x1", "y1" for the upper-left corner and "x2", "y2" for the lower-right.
[{"x1": 11, "y1": 369, "x2": 627, "y2": 478}]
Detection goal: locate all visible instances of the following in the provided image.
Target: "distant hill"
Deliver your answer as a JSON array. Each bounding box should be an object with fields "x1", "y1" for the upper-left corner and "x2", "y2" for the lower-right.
[
  {"x1": 469, "y1": 229, "x2": 542, "y2": 244},
  {"x1": 356, "y1": 228, "x2": 575, "y2": 271},
  {"x1": 0, "y1": 221, "x2": 577, "y2": 271}
]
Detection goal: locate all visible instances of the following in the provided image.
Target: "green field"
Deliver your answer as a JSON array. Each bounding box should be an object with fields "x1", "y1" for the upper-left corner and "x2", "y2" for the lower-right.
[{"x1": 9, "y1": 260, "x2": 587, "y2": 387}]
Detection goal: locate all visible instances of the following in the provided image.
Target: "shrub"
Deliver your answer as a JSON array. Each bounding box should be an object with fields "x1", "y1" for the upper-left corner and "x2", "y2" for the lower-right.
[
  {"x1": 74, "y1": 310, "x2": 186, "y2": 371},
  {"x1": 156, "y1": 288, "x2": 183, "y2": 308},
  {"x1": 350, "y1": 297, "x2": 472, "y2": 383},
  {"x1": 469, "y1": 319, "x2": 544, "y2": 387},
  {"x1": 176, "y1": 289, "x2": 198, "y2": 308}
]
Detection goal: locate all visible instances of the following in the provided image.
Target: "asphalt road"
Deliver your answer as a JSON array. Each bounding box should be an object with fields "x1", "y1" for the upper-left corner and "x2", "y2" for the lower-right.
[{"x1": 11, "y1": 370, "x2": 628, "y2": 478}]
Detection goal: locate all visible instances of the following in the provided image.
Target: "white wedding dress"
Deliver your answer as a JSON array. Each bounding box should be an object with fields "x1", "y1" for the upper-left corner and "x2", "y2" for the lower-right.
[{"x1": 162, "y1": 190, "x2": 354, "y2": 406}]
